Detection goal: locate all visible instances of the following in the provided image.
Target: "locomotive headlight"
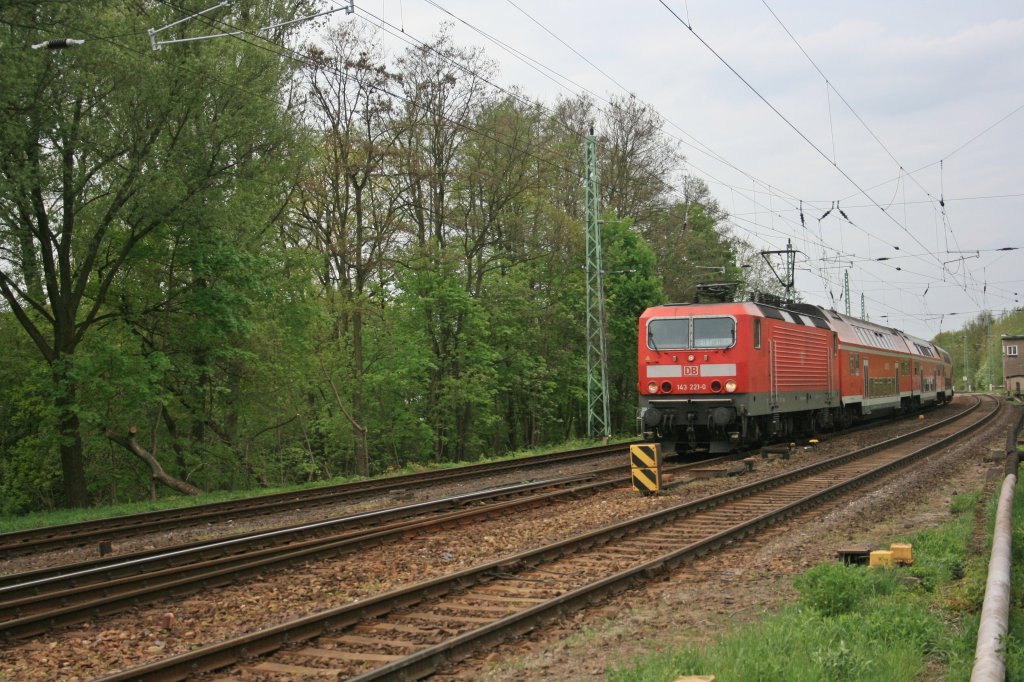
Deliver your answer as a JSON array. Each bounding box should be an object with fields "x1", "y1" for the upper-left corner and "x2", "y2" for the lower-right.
[
  {"x1": 725, "y1": 380, "x2": 737, "y2": 393},
  {"x1": 647, "y1": 381, "x2": 658, "y2": 394}
]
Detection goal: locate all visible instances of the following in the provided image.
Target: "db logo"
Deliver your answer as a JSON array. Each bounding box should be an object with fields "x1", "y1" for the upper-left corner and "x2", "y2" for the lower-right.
[{"x1": 682, "y1": 366, "x2": 699, "y2": 376}]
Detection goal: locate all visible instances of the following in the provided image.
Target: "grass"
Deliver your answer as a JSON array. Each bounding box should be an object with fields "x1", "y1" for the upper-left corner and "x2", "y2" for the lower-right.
[
  {"x1": 608, "y1": 484, "x2": 1024, "y2": 682},
  {"x1": 0, "y1": 436, "x2": 630, "y2": 534},
  {"x1": 0, "y1": 482, "x2": 345, "y2": 535}
]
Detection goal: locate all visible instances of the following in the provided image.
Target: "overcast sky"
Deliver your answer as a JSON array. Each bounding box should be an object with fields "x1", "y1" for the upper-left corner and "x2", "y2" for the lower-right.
[{"x1": 333, "y1": 0, "x2": 1024, "y2": 340}]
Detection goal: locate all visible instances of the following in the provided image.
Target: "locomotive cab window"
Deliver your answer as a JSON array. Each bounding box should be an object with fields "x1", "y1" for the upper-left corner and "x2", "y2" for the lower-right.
[
  {"x1": 647, "y1": 318, "x2": 690, "y2": 349},
  {"x1": 753, "y1": 318, "x2": 761, "y2": 349},
  {"x1": 693, "y1": 317, "x2": 736, "y2": 349}
]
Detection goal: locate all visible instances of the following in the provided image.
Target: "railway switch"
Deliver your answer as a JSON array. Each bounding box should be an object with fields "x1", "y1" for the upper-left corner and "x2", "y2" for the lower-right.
[{"x1": 630, "y1": 443, "x2": 662, "y2": 495}]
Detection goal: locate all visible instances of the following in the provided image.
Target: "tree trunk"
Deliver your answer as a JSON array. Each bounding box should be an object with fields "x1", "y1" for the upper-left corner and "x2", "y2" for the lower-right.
[
  {"x1": 319, "y1": 357, "x2": 369, "y2": 477},
  {"x1": 105, "y1": 426, "x2": 203, "y2": 496},
  {"x1": 53, "y1": 360, "x2": 88, "y2": 507},
  {"x1": 352, "y1": 308, "x2": 368, "y2": 476}
]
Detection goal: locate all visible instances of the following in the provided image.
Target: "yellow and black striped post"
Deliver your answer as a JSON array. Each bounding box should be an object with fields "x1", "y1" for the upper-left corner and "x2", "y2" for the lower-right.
[{"x1": 630, "y1": 443, "x2": 662, "y2": 495}]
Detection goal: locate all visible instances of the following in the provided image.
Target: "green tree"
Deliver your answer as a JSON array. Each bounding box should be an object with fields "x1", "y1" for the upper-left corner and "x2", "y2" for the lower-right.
[
  {"x1": 297, "y1": 22, "x2": 403, "y2": 476},
  {"x1": 391, "y1": 32, "x2": 500, "y2": 461},
  {"x1": 0, "y1": 1, "x2": 308, "y2": 506},
  {"x1": 641, "y1": 176, "x2": 739, "y2": 302},
  {"x1": 598, "y1": 94, "x2": 681, "y2": 230},
  {"x1": 601, "y1": 216, "x2": 665, "y2": 432}
]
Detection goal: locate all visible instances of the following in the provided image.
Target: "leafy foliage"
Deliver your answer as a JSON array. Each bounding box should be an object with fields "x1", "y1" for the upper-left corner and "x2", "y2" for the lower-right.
[
  {"x1": 793, "y1": 562, "x2": 901, "y2": 617},
  {"x1": 0, "y1": 14, "x2": 740, "y2": 511},
  {"x1": 934, "y1": 308, "x2": 1024, "y2": 392},
  {"x1": 610, "y1": 489, "x2": 985, "y2": 682}
]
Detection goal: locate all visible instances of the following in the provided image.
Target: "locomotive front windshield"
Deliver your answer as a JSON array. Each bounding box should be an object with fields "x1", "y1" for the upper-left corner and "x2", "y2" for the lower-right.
[
  {"x1": 647, "y1": 316, "x2": 735, "y2": 350},
  {"x1": 647, "y1": 318, "x2": 690, "y2": 349},
  {"x1": 693, "y1": 317, "x2": 735, "y2": 348}
]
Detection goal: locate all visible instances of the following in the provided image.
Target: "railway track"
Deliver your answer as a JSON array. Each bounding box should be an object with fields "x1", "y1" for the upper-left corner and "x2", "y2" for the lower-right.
[
  {"x1": 0, "y1": 457, "x2": 719, "y2": 640},
  {"x1": 0, "y1": 442, "x2": 633, "y2": 559},
  {"x1": 92, "y1": 395, "x2": 999, "y2": 681}
]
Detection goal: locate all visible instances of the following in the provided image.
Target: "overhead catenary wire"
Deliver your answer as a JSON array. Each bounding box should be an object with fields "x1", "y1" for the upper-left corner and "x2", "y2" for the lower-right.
[
  {"x1": 373, "y1": 0, "x2": 1013, "y2": 326},
  {"x1": 655, "y1": 0, "x2": 995, "y2": 323},
  {"x1": 36, "y1": 8, "x2": 598, "y2": 283},
  {"x1": 656, "y1": 2, "x2": 963, "y2": 269},
  {"x1": 46, "y1": 2, "x2": 1013, "y2": 335},
  {"x1": 414, "y1": 0, "x2": 806, "y2": 211},
  {"x1": 401, "y1": 0, "x2": 1010, "y2": 328},
  {"x1": 353, "y1": 0, "x2": 854, "y2": 274},
  {"x1": 760, "y1": 1, "x2": 951, "y2": 211},
  {"x1": 148, "y1": 0, "x2": 590, "y2": 183},
  {"x1": 403, "y1": 1, "x2": 917, "y2": 300},
  {"x1": 49, "y1": 0, "x2": 740, "y2": 250}
]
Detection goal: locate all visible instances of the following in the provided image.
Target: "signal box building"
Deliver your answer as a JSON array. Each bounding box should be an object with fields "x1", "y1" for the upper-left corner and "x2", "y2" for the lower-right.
[{"x1": 1004, "y1": 335, "x2": 1024, "y2": 397}]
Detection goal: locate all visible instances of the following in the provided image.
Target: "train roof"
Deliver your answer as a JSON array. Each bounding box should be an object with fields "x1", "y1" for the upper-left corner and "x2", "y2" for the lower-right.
[
  {"x1": 642, "y1": 301, "x2": 831, "y2": 330},
  {"x1": 643, "y1": 300, "x2": 948, "y2": 359}
]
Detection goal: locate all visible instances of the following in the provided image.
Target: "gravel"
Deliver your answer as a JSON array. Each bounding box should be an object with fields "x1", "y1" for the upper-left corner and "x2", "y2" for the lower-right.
[
  {"x1": 442, "y1": 399, "x2": 1016, "y2": 681},
  {"x1": 0, "y1": 398, "x2": 1007, "y2": 681}
]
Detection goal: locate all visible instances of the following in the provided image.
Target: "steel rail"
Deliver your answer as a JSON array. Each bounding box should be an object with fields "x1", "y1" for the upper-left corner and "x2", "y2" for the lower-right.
[
  {"x1": 1, "y1": 459, "x2": 716, "y2": 638},
  {"x1": 0, "y1": 476, "x2": 616, "y2": 638},
  {"x1": 0, "y1": 442, "x2": 632, "y2": 558},
  {"x1": 92, "y1": 395, "x2": 998, "y2": 681},
  {"x1": 0, "y1": 473, "x2": 605, "y2": 593},
  {"x1": 0, "y1": 475, "x2": 598, "y2": 593}
]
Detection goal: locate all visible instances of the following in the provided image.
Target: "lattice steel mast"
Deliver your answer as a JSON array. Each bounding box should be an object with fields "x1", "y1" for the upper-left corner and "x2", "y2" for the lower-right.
[
  {"x1": 585, "y1": 131, "x2": 611, "y2": 439},
  {"x1": 844, "y1": 270, "x2": 851, "y2": 316}
]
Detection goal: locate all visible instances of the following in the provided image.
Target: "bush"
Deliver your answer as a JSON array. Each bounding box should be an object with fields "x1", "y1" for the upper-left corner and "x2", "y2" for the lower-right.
[{"x1": 793, "y1": 562, "x2": 900, "y2": 617}]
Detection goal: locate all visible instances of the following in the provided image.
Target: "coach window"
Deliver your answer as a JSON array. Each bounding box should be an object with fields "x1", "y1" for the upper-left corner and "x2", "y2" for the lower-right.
[
  {"x1": 754, "y1": 318, "x2": 761, "y2": 349},
  {"x1": 647, "y1": 318, "x2": 690, "y2": 349},
  {"x1": 850, "y1": 351, "x2": 860, "y2": 376},
  {"x1": 693, "y1": 317, "x2": 736, "y2": 349}
]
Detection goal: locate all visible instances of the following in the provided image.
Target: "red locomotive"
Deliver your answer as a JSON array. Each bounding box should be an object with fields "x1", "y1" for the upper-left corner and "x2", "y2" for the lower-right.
[{"x1": 638, "y1": 299, "x2": 953, "y2": 454}]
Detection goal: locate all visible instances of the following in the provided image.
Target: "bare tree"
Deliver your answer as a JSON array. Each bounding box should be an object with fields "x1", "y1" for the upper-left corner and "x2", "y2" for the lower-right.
[{"x1": 296, "y1": 24, "x2": 403, "y2": 475}]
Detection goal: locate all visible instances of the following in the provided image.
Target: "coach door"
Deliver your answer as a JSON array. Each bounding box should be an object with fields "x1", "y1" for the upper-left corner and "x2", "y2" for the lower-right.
[
  {"x1": 863, "y1": 358, "x2": 870, "y2": 398},
  {"x1": 827, "y1": 332, "x2": 837, "y2": 402}
]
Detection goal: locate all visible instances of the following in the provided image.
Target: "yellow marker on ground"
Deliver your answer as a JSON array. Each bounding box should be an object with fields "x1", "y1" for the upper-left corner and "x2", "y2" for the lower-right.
[
  {"x1": 869, "y1": 550, "x2": 894, "y2": 567},
  {"x1": 630, "y1": 443, "x2": 662, "y2": 495}
]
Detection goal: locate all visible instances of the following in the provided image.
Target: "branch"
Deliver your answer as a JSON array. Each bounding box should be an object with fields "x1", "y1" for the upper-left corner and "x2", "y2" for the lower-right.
[
  {"x1": 104, "y1": 425, "x2": 203, "y2": 496},
  {"x1": 0, "y1": 272, "x2": 55, "y2": 362},
  {"x1": 318, "y1": 355, "x2": 367, "y2": 436},
  {"x1": 248, "y1": 413, "x2": 300, "y2": 441}
]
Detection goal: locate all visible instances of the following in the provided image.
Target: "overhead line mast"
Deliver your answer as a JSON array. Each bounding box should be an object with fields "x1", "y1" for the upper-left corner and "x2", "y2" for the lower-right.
[
  {"x1": 585, "y1": 130, "x2": 611, "y2": 440},
  {"x1": 759, "y1": 238, "x2": 798, "y2": 304}
]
